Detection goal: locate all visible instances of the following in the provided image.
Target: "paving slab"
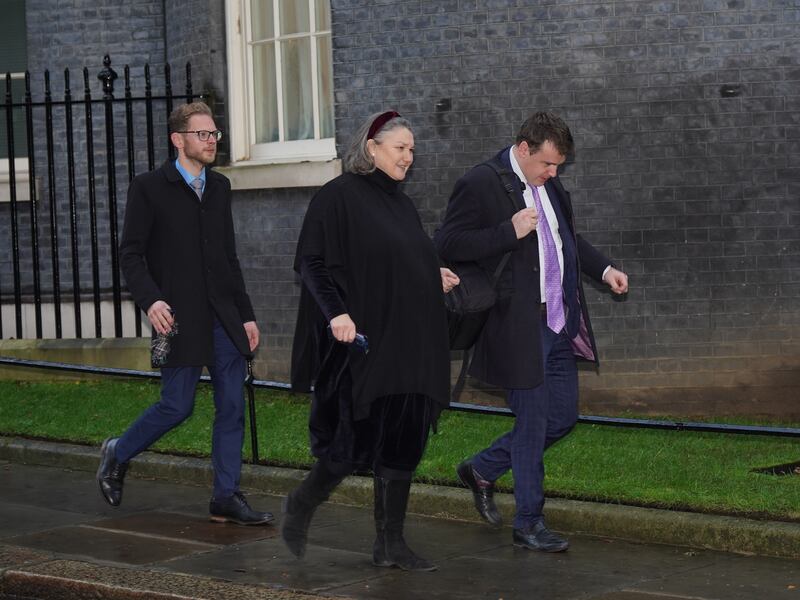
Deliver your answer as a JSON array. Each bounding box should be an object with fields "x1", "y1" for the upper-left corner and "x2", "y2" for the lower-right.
[
  {"x1": 0, "y1": 501, "x2": 96, "y2": 539},
  {"x1": 166, "y1": 538, "x2": 386, "y2": 592},
  {"x1": 625, "y1": 551, "x2": 800, "y2": 600},
  {"x1": 302, "y1": 506, "x2": 506, "y2": 560},
  {"x1": 0, "y1": 460, "x2": 208, "y2": 518},
  {"x1": 92, "y1": 510, "x2": 279, "y2": 545},
  {"x1": 332, "y1": 554, "x2": 627, "y2": 600},
  {"x1": 7, "y1": 525, "x2": 213, "y2": 565}
]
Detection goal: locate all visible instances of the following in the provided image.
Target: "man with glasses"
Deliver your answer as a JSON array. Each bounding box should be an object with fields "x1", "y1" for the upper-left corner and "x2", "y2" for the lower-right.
[{"x1": 97, "y1": 102, "x2": 272, "y2": 526}]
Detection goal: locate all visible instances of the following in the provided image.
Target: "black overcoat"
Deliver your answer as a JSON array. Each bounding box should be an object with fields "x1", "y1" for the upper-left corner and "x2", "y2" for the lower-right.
[
  {"x1": 434, "y1": 148, "x2": 610, "y2": 390},
  {"x1": 119, "y1": 160, "x2": 255, "y2": 366},
  {"x1": 291, "y1": 170, "x2": 451, "y2": 421}
]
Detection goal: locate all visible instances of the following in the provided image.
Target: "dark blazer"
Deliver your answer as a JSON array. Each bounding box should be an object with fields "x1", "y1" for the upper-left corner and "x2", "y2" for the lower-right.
[
  {"x1": 119, "y1": 160, "x2": 255, "y2": 366},
  {"x1": 434, "y1": 147, "x2": 610, "y2": 389}
]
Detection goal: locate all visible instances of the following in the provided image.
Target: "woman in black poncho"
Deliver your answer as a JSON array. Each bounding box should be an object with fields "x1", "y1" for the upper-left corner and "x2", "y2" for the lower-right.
[{"x1": 284, "y1": 111, "x2": 459, "y2": 572}]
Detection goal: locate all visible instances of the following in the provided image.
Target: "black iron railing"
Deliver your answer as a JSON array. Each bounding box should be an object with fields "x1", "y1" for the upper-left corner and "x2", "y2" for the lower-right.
[{"x1": 1, "y1": 55, "x2": 196, "y2": 340}]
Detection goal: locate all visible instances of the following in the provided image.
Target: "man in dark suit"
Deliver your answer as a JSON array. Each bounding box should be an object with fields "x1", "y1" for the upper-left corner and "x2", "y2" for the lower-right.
[
  {"x1": 96, "y1": 102, "x2": 272, "y2": 526},
  {"x1": 435, "y1": 112, "x2": 628, "y2": 551}
]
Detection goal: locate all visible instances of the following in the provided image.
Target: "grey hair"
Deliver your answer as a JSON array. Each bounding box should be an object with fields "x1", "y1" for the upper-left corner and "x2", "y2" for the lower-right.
[{"x1": 342, "y1": 112, "x2": 414, "y2": 175}]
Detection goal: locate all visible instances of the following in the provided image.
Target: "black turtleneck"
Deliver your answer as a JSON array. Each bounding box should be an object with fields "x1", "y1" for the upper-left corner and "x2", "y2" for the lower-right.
[{"x1": 299, "y1": 168, "x2": 400, "y2": 321}]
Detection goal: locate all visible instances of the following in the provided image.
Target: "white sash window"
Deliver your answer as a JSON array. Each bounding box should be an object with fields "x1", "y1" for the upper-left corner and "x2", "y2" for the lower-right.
[{"x1": 226, "y1": 0, "x2": 336, "y2": 165}]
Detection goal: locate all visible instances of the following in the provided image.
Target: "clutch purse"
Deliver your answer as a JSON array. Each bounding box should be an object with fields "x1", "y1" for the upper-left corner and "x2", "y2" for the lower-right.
[{"x1": 151, "y1": 318, "x2": 179, "y2": 367}]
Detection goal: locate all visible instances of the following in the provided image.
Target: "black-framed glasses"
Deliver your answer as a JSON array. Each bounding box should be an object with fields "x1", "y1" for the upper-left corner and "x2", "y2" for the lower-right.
[{"x1": 176, "y1": 129, "x2": 223, "y2": 142}]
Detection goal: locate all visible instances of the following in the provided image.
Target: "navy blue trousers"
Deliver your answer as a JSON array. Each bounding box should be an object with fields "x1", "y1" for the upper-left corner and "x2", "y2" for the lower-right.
[
  {"x1": 115, "y1": 319, "x2": 246, "y2": 499},
  {"x1": 471, "y1": 324, "x2": 578, "y2": 530}
]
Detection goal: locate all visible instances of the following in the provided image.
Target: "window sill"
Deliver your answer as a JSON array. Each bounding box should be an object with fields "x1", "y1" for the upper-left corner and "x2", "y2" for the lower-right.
[
  {"x1": 0, "y1": 173, "x2": 33, "y2": 203},
  {"x1": 215, "y1": 158, "x2": 342, "y2": 190}
]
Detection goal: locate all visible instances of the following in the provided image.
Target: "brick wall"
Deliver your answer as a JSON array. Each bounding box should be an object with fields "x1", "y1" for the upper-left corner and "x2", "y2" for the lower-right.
[
  {"x1": 163, "y1": 0, "x2": 231, "y2": 163},
  {"x1": 324, "y1": 0, "x2": 800, "y2": 416},
  {"x1": 230, "y1": 188, "x2": 314, "y2": 382}
]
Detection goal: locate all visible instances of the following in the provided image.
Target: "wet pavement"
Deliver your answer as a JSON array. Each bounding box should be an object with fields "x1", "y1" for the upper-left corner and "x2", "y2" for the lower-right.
[{"x1": 0, "y1": 459, "x2": 798, "y2": 599}]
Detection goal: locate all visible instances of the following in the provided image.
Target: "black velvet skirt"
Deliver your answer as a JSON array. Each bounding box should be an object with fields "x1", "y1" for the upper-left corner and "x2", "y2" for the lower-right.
[{"x1": 309, "y1": 368, "x2": 435, "y2": 474}]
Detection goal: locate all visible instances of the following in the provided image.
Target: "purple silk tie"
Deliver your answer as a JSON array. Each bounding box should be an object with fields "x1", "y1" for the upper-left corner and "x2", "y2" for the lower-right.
[{"x1": 530, "y1": 185, "x2": 566, "y2": 334}]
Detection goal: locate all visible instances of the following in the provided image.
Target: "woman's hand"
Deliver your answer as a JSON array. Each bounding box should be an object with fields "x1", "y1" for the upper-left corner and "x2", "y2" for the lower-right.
[
  {"x1": 440, "y1": 267, "x2": 461, "y2": 293},
  {"x1": 330, "y1": 313, "x2": 357, "y2": 343}
]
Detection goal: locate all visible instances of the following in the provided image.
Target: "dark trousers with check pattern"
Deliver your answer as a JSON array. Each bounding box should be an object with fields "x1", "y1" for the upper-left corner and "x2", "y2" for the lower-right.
[{"x1": 470, "y1": 321, "x2": 579, "y2": 530}]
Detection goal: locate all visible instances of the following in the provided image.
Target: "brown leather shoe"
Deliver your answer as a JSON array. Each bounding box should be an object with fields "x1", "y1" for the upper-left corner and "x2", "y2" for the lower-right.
[{"x1": 456, "y1": 461, "x2": 502, "y2": 528}]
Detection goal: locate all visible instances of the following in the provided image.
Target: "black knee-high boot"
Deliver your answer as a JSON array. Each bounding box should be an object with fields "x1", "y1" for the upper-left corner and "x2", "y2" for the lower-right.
[
  {"x1": 281, "y1": 459, "x2": 350, "y2": 558},
  {"x1": 372, "y1": 476, "x2": 436, "y2": 571}
]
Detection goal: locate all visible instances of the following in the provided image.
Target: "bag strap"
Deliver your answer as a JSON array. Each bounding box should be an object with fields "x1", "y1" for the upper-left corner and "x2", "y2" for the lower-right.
[
  {"x1": 482, "y1": 160, "x2": 523, "y2": 212},
  {"x1": 451, "y1": 347, "x2": 473, "y2": 403},
  {"x1": 492, "y1": 251, "x2": 511, "y2": 287},
  {"x1": 483, "y1": 160, "x2": 522, "y2": 288},
  {"x1": 451, "y1": 161, "x2": 523, "y2": 403}
]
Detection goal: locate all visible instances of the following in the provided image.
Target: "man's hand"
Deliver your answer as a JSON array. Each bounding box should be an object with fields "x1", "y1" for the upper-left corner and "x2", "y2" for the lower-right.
[
  {"x1": 440, "y1": 267, "x2": 461, "y2": 293},
  {"x1": 330, "y1": 313, "x2": 356, "y2": 343},
  {"x1": 511, "y1": 207, "x2": 539, "y2": 239},
  {"x1": 243, "y1": 321, "x2": 260, "y2": 352},
  {"x1": 603, "y1": 267, "x2": 629, "y2": 294},
  {"x1": 147, "y1": 300, "x2": 174, "y2": 335}
]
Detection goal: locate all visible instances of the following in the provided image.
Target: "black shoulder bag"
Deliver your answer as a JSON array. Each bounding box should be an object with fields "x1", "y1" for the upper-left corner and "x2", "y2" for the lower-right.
[{"x1": 444, "y1": 161, "x2": 522, "y2": 402}]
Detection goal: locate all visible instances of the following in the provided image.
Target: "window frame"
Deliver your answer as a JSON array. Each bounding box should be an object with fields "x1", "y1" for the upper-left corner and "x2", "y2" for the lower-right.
[
  {"x1": 1, "y1": 71, "x2": 31, "y2": 203},
  {"x1": 225, "y1": 0, "x2": 335, "y2": 166}
]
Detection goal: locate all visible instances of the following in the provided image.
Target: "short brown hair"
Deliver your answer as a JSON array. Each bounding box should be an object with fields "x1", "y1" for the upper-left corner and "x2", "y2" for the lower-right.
[
  {"x1": 515, "y1": 111, "x2": 574, "y2": 157},
  {"x1": 168, "y1": 102, "x2": 213, "y2": 134}
]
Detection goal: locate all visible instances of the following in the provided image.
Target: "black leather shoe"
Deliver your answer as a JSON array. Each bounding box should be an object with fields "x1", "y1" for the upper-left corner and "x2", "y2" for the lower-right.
[
  {"x1": 456, "y1": 460, "x2": 502, "y2": 527},
  {"x1": 513, "y1": 522, "x2": 569, "y2": 552},
  {"x1": 97, "y1": 437, "x2": 127, "y2": 507},
  {"x1": 210, "y1": 492, "x2": 274, "y2": 526}
]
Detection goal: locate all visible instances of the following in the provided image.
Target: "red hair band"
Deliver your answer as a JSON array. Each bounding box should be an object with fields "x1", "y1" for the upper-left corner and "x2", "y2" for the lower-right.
[{"x1": 367, "y1": 110, "x2": 400, "y2": 140}]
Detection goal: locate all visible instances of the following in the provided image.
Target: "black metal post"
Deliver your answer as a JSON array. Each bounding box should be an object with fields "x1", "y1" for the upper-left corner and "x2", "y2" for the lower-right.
[
  {"x1": 44, "y1": 70, "x2": 63, "y2": 338},
  {"x1": 4, "y1": 73, "x2": 23, "y2": 338},
  {"x1": 144, "y1": 64, "x2": 155, "y2": 172},
  {"x1": 246, "y1": 360, "x2": 260, "y2": 463},
  {"x1": 64, "y1": 68, "x2": 82, "y2": 338},
  {"x1": 165, "y1": 63, "x2": 174, "y2": 160},
  {"x1": 83, "y1": 67, "x2": 102, "y2": 337},
  {"x1": 24, "y1": 72, "x2": 43, "y2": 338},
  {"x1": 98, "y1": 56, "x2": 122, "y2": 337}
]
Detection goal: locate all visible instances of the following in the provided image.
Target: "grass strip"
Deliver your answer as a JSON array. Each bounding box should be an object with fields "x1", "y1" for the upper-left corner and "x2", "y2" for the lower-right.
[{"x1": 0, "y1": 379, "x2": 798, "y2": 522}]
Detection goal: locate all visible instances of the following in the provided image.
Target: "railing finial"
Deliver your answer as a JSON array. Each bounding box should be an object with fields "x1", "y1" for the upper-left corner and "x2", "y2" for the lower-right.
[{"x1": 97, "y1": 54, "x2": 118, "y2": 97}]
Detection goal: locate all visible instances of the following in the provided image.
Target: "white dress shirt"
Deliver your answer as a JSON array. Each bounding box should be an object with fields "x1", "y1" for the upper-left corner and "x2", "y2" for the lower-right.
[{"x1": 509, "y1": 146, "x2": 564, "y2": 301}]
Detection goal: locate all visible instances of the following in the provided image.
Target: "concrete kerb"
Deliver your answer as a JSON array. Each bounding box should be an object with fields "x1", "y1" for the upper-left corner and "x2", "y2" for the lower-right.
[{"x1": 2, "y1": 435, "x2": 799, "y2": 561}]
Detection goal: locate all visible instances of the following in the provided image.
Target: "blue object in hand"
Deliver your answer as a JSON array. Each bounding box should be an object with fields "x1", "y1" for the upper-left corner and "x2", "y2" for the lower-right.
[
  {"x1": 327, "y1": 325, "x2": 369, "y2": 354},
  {"x1": 352, "y1": 333, "x2": 369, "y2": 354}
]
